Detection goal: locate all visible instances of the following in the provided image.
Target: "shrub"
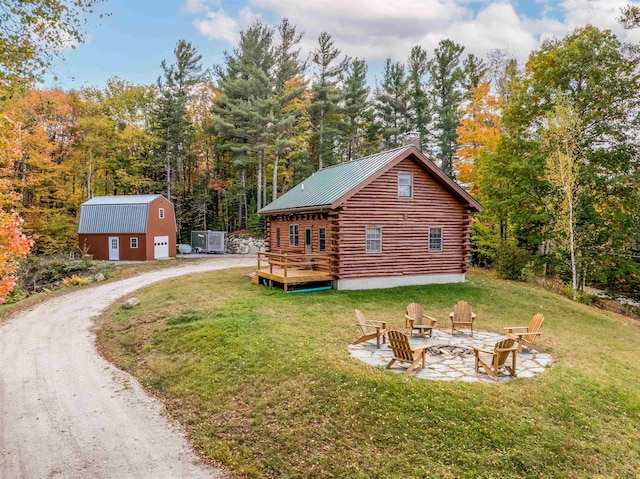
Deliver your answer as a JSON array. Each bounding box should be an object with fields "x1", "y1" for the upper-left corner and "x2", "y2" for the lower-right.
[{"x1": 493, "y1": 242, "x2": 533, "y2": 280}]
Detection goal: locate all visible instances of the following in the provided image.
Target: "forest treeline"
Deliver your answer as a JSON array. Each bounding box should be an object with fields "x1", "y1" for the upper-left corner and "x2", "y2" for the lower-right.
[{"x1": 1, "y1": 13, "x2": 640, "y2": 299}]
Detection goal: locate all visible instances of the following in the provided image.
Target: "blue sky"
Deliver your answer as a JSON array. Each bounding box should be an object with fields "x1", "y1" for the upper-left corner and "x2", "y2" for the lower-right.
[{"x1": 46, "y1": 0, "x2": 640, "y2": 90}]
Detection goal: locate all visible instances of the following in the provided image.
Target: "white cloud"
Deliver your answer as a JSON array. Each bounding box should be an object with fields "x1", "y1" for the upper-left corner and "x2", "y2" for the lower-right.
[
  {"x1": 187, "y1": 0, "x2": 640, "y2": 70},
  {"x1": 184, "y1": 0, "x2": 220, "y2": 14}
]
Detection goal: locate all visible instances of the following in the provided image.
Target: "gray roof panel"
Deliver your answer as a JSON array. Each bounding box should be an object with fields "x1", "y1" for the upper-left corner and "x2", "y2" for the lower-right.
[
  {"x1": 260, "y1": 146, "x2": 412, "y2": 213},
  {"x1": 78, "y1": 203, "x2": 149, "y2": 234}
]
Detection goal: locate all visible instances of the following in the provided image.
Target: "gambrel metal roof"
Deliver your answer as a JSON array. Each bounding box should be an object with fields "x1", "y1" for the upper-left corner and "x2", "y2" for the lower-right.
[
  {"x1": 259, "y1": 145, "x2": 481, "y2": 215},
  {"x1": 78, "y1": 195, "x2": 166, "y2": 234}
]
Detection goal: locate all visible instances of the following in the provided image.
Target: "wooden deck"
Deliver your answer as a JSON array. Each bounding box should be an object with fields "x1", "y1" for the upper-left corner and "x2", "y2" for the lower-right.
[{"x1": 255, "y1": 252, "x2": 335, "y2": 292}]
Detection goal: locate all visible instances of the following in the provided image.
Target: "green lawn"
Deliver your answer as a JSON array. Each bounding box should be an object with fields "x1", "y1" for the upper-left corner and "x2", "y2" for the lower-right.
[{"x1": 98, "y1": 268, "x2": 640, "y2": 478}]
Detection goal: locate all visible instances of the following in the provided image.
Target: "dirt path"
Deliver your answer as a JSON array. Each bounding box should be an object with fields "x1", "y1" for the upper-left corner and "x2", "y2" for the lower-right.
[{"x1": 0, "y1": 256, "x2": 255, "y2": 479}]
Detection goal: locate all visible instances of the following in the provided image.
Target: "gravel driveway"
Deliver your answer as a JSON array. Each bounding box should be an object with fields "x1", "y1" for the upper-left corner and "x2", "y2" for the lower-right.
[{"x1": 0, "y1": 256, "x2": 255, "y2": 479}]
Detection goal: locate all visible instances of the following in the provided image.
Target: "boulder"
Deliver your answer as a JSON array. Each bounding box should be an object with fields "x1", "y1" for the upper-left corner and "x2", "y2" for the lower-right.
[{"x1": 122, "y1": 298, "x2": 140, "y2": 309}]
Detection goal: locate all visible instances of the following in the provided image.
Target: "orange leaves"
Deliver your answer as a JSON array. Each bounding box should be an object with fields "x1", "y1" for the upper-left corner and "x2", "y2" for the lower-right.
[
  {"x1": 0, "y1": 208, "x2": 33, "y2": 303},
  {"x1": 454, "y1": 82, "x2": 503, "y2": 194}
]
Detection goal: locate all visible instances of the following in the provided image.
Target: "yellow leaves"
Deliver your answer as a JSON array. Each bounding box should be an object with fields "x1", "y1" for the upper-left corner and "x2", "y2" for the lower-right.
[{"x1": 454, "y1": 81, "x2": 504, "y2": 194}]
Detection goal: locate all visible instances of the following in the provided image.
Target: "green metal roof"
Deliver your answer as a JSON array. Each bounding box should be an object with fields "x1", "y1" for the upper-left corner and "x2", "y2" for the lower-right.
[{"x1": 259, "y1": 145, "x2": 413, "y2": 214}]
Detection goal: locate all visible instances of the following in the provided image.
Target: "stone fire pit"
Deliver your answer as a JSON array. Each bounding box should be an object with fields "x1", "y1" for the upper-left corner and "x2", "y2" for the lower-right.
[{"x1": 348, "y1": 328, "x2": 552, "y2": 382}]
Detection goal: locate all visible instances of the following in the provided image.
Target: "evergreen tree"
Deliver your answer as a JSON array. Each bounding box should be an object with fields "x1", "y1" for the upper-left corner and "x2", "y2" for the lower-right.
[
  {"x1": 342, "y1": 58, "x2": 371, "y2": 160},
  {"x1": 406, "y1": 46, "x2": 431, "y2": 152},
  {"x1": 375, "y1": 59, "x2": 409, "y2": 149},
  {"x1": 309, "y1": 32, "x2": 347, "y2": 169},
  {"x1": 429, "y1": 39, "x2": 465, "y2": 176},
  {"x1": 213, "y1": 21, "x2": 275, "y2": 225},
  {"x1": 269, "y1": 18, "x2": 305, "y2": 203}
]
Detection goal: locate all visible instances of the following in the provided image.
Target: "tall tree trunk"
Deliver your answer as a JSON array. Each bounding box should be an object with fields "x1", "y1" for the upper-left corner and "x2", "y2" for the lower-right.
[
  {"x1": 273, "y1": 152, "x2": 279, "y2": 202},
  {"x1": 568, "y1": 199, "x2": 577, "y2": 293},
  {"x1": 263, "y1": 149, "x2": 267, "y2": 207},
  {"x1": 319, "y1": 109, "x2": 324, "y2": 170},
  {"x1": 257, "y1": 153, "x2": 262, "y2": 212}
]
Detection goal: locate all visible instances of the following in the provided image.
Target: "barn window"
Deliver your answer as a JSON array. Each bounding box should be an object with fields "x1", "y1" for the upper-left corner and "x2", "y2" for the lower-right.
[
  {"x1": 398, "y1": 173, "x2": 413, "y2": 198},
  {"x1": 276, "y1": 228, "x2": 281, "y2": 248},
  {"x1": 429, "y1": 227, "x2": 443, "y2": 251},
  {"x1": 366, "y1": 227, "x2": 382, "y2": 253},
  {"x1": 318, "y1": 227, "x2": 326, "y2": 252},
  {"x1": 289, "y1": 224, "x2": 299, "y2": 246},
  {"x1": 159, "y1": 208, "x2": 165, "y2": 219},
  {"x1": 130, "y1": 237, "x2": 138, "y2": 249}
]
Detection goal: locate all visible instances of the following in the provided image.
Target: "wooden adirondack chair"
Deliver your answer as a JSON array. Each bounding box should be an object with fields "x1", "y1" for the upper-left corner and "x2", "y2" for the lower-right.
[
  {"x1": 473, "y1": 337, "x2": 518, "y2": 380},
  {"x1": 449, "y1": 300, "x2": 476, "y2": 337},
  {"x1": 504, "y1": 313, "x2": 544, "y2": 352},
  {"x1": 353, "y1": 309, "x2": 387, "y2": 349},
  {"x1": 404, "y1": 302, "x2": 438, "y2": 337},
  {"x1": 385, "y1": 330, "x2": 428, "y2": 374}
]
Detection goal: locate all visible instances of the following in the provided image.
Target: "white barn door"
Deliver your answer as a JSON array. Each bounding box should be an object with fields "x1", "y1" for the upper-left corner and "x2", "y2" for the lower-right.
[
  {"x1": 108, "y1": 237, "x2": 119, "y2": 260},
  {"x1": 154, "y1": 236, "x2": 169, "y2": 259}
]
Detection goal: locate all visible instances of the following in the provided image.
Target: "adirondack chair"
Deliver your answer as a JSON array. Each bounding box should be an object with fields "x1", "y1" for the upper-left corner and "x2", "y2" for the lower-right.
[
  {"x1": 353, "y1": 309, "x2": 387, "y2": 349},
  {"x1": 473, "y1": 337, "x2": 518, "y2": 380},
  {"x1": 385, "y1": 330, "x2": 428, "y2": 374},
  {"x1": 449, "y1": 300, "x2": 476, "y2": 337},
  {"x1": 404, "y1": 302, "x2": 438, "y2": 337},
  {"x1": 504, "y1": 313, "x2": 544, "y2": 352}
]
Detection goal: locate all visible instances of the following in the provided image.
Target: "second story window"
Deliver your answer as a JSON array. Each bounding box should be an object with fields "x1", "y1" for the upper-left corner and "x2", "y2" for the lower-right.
[
  {"x1": 398, "y1": 173, "x2": 413, "y2": 198},
  {"x1": 159, "y1": 208, "x2": 165, "y2": 219}
]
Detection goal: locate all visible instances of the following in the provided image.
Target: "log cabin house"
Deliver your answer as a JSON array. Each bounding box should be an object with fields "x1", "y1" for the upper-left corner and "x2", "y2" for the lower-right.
[
  {"x1": 78, "y1": 195, "x2": 176, "y2": 261},
  {"x1": 257, "y1": 145, "x2": 482, "y2": 291}
]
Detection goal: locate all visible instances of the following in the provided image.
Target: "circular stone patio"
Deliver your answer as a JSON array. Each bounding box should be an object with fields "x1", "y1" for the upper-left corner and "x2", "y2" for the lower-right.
[{"x1": 348, "y1": 329, "x2": 552, "y2": 383}]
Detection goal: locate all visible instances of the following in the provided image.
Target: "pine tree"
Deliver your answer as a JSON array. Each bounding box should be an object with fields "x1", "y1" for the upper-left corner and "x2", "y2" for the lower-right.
[
  {"x1": 429, "y1": 39, "x2": 465, "y2": 176},
  {"x1": 269, "y1": 18, "x2": 305, "y2": 202},
  {"x1": 213, "y1": 21, "x2": 275, "y2": 225},
  {"x1": 342, "y1": 58, "x2": 371, "y2": 160},
  {"x1": 154, "y1": 40, "x2": 207, "y2": 239},
  {"x1": 309, "y1": 32, "x2": 347, "y2": 169},
  {"x1": 406, "y1": 46, "x2": 431, "y2": 152},
  {"x1": 375, "y1": 59, "x2": 409, "y2": 149}
]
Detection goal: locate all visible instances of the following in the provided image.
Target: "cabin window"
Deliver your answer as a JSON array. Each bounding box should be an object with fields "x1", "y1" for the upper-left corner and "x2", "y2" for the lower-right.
[
  {"x1": 398, "y1": 173, "x2": 413, "y2": 198},
  {"x1": 130, "y1": 237, "x2": 138, "y2": 249},
  {"x1": 429, "y1": 227, "x2": 443, "y2": 251},
  {"x1": 318, "y1": 227, "x2": 326, "y2": 252},
  {"x1": 276, "y1": 228, "x2": 281, "y2": 248},
  {"x1": 289, "y1": 224, "x2": 299, "y2": 246},
  {"x1": 159, "y1": 208, "x2": 165, "y2": 219},
  {"x1": 366, "y1": 227, "x2": 382, "y2": 253}
]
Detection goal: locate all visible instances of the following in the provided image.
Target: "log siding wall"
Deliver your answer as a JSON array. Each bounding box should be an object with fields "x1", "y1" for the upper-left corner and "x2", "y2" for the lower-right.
[{"x1": 335, "y1": 159, "x2": 471, "y2": 279}]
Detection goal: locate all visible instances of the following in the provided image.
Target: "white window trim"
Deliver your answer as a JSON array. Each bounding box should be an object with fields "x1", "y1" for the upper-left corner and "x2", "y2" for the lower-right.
[
  {"x1": 429, "y1": 226, "x2": 443, "y2": 252},
  {"x1": 289, "y1": 224, "x2": 299, "y2": 246},
  {"x1": 159, "y1": 208, "x2": 165, "y2": 219},
  {"x1": 318, "y1": 227, "x2": 326, "y2": 253},
  {"x1": 398, "y1": 172, "x2": 413, "y2": 198},
  {"x1": 366, "y1": 226, "x2": 382, "y2": 254},
  {"x1": 130, "y1": 237, "x2": 138, "y2": 249}
]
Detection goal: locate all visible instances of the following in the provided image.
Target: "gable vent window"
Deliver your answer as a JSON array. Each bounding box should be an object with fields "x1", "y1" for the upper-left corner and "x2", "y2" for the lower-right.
[
  {"x1": 366, "y1": 227, "x2": 382, "y2": 253},
  {"x1": 398, "y1": 173, "x2": 413, "y2": 198},
  {"x1": 429, "y1": 227, "x2": 443, "y2": 252},
  {"x1": 159, "y1": 208, "x2": 165, "y2": 219}
]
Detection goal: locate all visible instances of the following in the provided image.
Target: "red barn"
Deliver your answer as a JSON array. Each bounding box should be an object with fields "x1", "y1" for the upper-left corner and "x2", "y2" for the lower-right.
[
  {"x1": 78, "y1": 195, "x2": 176, "y2": 261},
  {"x1": 257, "y1": 145, "x2": 482, "y2": 290}
]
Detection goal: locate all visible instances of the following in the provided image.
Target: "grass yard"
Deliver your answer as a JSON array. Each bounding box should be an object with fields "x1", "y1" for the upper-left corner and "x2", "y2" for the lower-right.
[{"x1": 98, "y1": 268, "x2": 640, "y2": 478}]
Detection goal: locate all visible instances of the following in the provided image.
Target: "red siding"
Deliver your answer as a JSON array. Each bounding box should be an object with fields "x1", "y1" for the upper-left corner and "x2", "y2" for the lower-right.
[
  {"x1": 145, "y1": 197, "x2": 177, "y2": 259},
  {"x1": 335, "y1": 159, "x2": 471, "y2": 279},
  {"x1": 78, "y1": 234, "x2": 148, "y2": 261}
]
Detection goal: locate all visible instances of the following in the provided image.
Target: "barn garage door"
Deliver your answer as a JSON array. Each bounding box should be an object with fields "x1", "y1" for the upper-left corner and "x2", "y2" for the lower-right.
[{"x1": 153, "y1": 236, "x2": 169, "y2": 259}]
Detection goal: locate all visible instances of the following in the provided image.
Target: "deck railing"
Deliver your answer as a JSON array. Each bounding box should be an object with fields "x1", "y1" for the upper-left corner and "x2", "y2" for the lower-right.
[{"x1": 257, "y1": 252, "x2": 333, "y2": 278}]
